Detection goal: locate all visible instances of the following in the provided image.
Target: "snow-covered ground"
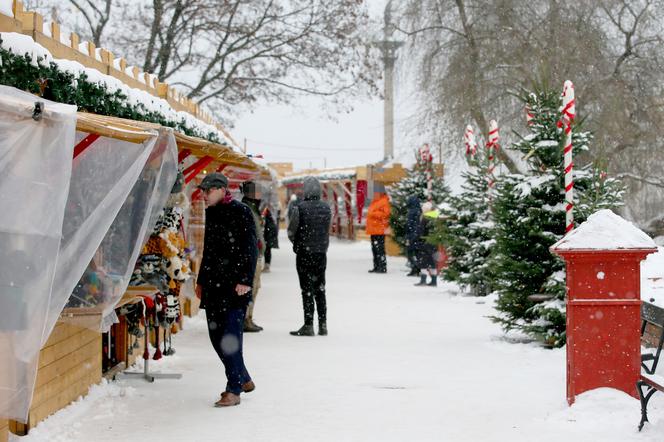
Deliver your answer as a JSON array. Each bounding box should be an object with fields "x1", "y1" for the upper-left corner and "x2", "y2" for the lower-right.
[{"x1": 14, "y1": 234, "x2": 664, "y2": 441}]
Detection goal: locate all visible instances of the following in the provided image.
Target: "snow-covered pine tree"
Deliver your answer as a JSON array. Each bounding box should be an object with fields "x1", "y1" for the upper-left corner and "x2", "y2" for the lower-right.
[
  {"x1": 388, "y1": 152, "x2": 450, "y2": 251},
  {"x1": 490, "y1": 86, "x2": 624, "y2": 347},
  {"x1": 428, "y1": 150, "x2": 494, "y2": 295}
]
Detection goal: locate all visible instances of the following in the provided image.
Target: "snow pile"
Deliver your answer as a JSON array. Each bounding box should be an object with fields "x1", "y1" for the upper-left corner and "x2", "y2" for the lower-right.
[
  {"x1": 20, "y1": 380, "x2": 136, "y2": 442},
  {"x1": 552, "y1": 209, "x2": 656, "y2": 250},
  {"x1": 12, "y1": 236, "x2": 664, "y2": 441},
  {"x1": 543, "y1": 388, "x2": 663, "y2": 439},
  {"x1": 0, "y1": 32, "x2": 231, "y2": 146},
  {"x1": 0, "y1": 0, "x2": 12, "y2": 17}
]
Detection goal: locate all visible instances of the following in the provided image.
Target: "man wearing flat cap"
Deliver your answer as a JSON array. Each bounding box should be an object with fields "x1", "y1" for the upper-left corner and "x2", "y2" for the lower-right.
[{"x1": 195, "y1": 172, "x2": 258, "y2": 407}]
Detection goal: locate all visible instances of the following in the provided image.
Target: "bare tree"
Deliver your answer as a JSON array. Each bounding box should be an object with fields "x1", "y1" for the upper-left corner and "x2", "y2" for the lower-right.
[
  {"x1": 396, "y1": 0, "x2": 664, "y2": 223},
  {"x1": 66, "y1": 0, "x2": 114, "y2": 46},
  {"x1": 30, "y1": 0, "x2": 380, "y2": 120}
]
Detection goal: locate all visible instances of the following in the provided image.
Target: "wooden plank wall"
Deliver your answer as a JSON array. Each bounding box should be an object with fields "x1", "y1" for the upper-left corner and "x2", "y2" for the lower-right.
[
  {"x1": 9, "y1": 318, "x2": 102, "y2": 435},
  {"x1": 183, "y1": 297, "x2": 200, "y2": 318},
  {"x1": 0, "y1": 419, "x2": 8, "y2": 442}
]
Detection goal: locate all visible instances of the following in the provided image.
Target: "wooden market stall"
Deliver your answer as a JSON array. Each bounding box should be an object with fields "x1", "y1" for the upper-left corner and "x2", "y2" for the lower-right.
[
  {"x1": 7, "y1": 113, "x2": 159, "y2": 436},
  {"x1": 6, "y1": 108, "x2": 267, "y2": 438},
  {"x1": 1, "y1": 2, "x2": 274, "y2": 434},
  {"x1": 281, "y1": 163, "x2": 409, "y2": 246}
]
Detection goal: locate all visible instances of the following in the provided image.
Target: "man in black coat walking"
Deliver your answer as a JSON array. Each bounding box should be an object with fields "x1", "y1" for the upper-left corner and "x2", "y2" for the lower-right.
[
  {"x1": 287, "y1": 176, "x2": 332, "y2": 336},
  {"x1": 195, "y1": 173, "x2": 258, "y2": 407}
]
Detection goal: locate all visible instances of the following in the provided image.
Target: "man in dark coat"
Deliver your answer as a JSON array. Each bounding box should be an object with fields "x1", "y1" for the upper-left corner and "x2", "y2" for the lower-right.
[
  {"x1": 287, "y1": 176, "x2": 332, "y2": 336},
  {"x1": 262, "y1": 205, "x2": 279, "y2": 273},
  {"x1": 405, "y1": 195, "x2": 422, "y2": 277},
  {"x1": 195, "y1": 173, "x2": 258, "y2": 407}
]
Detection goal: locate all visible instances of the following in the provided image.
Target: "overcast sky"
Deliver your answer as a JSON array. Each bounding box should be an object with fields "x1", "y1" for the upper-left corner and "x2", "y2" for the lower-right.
[{"x1": 232, "y1": 0, "x2": 389, "y2": 172}]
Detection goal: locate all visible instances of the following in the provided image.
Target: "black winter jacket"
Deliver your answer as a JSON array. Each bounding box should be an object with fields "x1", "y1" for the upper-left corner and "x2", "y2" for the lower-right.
[
  {"x1": 288, "y1": 177, "x2": 331, "y2": 254},
  {"x1": 406, "y1": 196, "x2": 423, "y2": 249},
  {"x1": 197, "y1": 199, "x2": 258, "y2": 301},
  {"x1": 264, "y1": 209, "x2": 279, "y2": 249}
]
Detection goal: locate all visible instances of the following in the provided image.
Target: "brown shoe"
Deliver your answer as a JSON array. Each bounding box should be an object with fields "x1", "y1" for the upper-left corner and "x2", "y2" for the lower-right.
[
  {"x1": 242, "y1": 380, "x2": 256, "y2": 393},
  {"x1": 214, "y1": 392, "x2": 240, "y2": 407}
]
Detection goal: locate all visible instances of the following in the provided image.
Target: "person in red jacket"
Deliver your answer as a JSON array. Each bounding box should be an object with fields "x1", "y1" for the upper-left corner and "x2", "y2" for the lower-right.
[{"x1": 365, "y1": 183, "x2": 391, "y2": 273}]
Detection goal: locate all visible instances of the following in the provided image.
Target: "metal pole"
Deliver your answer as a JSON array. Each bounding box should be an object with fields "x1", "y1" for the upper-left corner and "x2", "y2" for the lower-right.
[{"x1": 377, "y1": 1, "x2": 403, "y2": 162}]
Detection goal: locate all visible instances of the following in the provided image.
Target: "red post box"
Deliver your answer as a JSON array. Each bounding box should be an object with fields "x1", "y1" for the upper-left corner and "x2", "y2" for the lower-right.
[{"x1": 550, "y1": 210, "x2": 657, "y2": 405}]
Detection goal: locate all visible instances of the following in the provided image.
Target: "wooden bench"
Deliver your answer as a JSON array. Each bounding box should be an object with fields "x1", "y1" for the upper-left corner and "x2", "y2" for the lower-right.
[{"x1": 636, "y1": 301, "x2": 664, "y2": 431}]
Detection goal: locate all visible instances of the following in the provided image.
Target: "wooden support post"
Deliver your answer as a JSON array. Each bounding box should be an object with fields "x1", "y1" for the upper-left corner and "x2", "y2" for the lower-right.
[
  {"x1": 50, "y1": 21, "x2": 60, "y2": 41},
  {"x1": 156, "y1": 83, "x2": 168, "y2": 98},
  {"x1": 70, "y1": 32, "x2": 79, "y2": 50}
]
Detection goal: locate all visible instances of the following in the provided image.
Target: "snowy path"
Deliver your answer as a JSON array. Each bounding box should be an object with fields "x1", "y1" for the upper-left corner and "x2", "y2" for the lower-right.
[{"x1": 18, "y1": 235, "x2": 664, "y2": 441}]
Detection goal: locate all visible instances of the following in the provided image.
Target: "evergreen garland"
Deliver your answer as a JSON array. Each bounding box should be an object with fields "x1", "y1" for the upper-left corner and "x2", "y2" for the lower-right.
[{"x1": 0, "y1": 37, "x2": 222, "y2": 144}]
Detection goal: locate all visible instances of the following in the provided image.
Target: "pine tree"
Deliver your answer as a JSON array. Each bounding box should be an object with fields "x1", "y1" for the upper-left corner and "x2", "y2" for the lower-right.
[
  {"x1": 489, "y1": 87, "x2": 624, "y2": 347},
  {"x1": 388, "y1": 152, "x2": 450, "y2": 250},
  {"x1": 428, "y1": 151, "x2": 494, "y2": 295}
]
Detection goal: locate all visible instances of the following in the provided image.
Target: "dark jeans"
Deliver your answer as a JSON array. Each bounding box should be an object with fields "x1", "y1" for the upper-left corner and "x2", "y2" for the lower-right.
[
  {"x1": 370, "y1": 235, "x2": 387, "y2": 271},
  {"x1": 205, "y1": 299, "x2": 251, "y2": 395},
  {"x1": 296, "y1": 252, "x2": 327, "y2": 325},
  {"x1": 265, "y1": 246, "x2": 272, "y2": 265}
]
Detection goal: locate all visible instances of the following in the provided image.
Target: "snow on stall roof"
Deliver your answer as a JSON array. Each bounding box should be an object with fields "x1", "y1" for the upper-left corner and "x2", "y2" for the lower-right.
[
  {"x1": 0, "y1": 32, "x2": 231, "y2": 145},
  {"x1": 0, "y1": 0, "x2": 12, "y2": 17},
  {"x1": 280, "y1": 167, "x2": 357, "y2": 184},
  {"x1": 552, "y1": 209, "x2": 656, "y2": 250}
]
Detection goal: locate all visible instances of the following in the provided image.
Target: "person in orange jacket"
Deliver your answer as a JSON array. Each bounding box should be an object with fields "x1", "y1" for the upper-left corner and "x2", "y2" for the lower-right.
[{"x1": 366, "y1": 183, "x2": 391, "y2": 273}]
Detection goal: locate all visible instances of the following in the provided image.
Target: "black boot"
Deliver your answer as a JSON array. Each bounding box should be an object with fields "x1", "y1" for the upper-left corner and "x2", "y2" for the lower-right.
[
  {"x1": 407, "y1": 268, "x2": 420, "y2": 277},
  {"x1": 318, "y1": 321, "x2": 328, "y2": 336},
  {"x1": 427, "y1": 275, "x2": 438, "y2": 287},
  {"x1": 414, "y1": 275, "x2": 427, "y2": 286},
  {"x1": 290, "y1": 324, "x2": 315, "y2": 336}
]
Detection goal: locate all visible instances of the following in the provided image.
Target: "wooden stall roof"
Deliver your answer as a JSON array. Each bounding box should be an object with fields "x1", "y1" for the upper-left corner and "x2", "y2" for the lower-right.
[
  {"x1": 76, "y1": 112, "x2": 156, "y2": 144},
  {"x1": 76, "y1": 112, "x2": 261, "y2": 172},
  {"x1": 174, "y1": 132, "x2": 259, "y2": 171}
]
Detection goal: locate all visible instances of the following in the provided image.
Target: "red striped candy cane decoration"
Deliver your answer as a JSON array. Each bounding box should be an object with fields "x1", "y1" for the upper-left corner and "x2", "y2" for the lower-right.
[
  {"x1": 487, "y1": 120, "x2": 499, "y2": 192},
  {"x1": 420, "y1": 143, "x2": 433, "y2": 201},
  {"x1": 561, "y1": 80, "x2": 576, "y2": 233},
  {"x1": 464, "y1": 125, "x2": 477, "y2": 159},
  {"x1": 526, "y1": 105, "x2": 534, "y2": 126}
]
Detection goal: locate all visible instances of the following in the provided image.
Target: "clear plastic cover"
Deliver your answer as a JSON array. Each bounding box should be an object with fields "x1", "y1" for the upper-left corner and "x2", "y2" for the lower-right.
[
  {"x1": 0, "y1": 86, "x2": 77, "y2": 422},
  {"x1": 42, "y1": 131, "x2": 159, "y2": 342},
  {"x1": 62, "y1": 130, "x2": 178, "y2": 331}
]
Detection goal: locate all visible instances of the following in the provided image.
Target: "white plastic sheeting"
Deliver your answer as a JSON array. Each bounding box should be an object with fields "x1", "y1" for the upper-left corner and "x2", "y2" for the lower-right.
[
  {"x1": 0, "y1": 86, "x2": 77, "y2": 422},
  {"x1": 64, "y1": 130, "x2": 178, "y2": 331},
  {"x1": 41, "y1": 131, "x2": 158, "y2": 347}
]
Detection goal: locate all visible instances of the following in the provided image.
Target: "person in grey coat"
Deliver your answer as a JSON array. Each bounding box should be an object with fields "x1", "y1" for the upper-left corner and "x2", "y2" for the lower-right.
[{"x1": 287, "y1": 177, "x2": 332, "y2": 336}]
